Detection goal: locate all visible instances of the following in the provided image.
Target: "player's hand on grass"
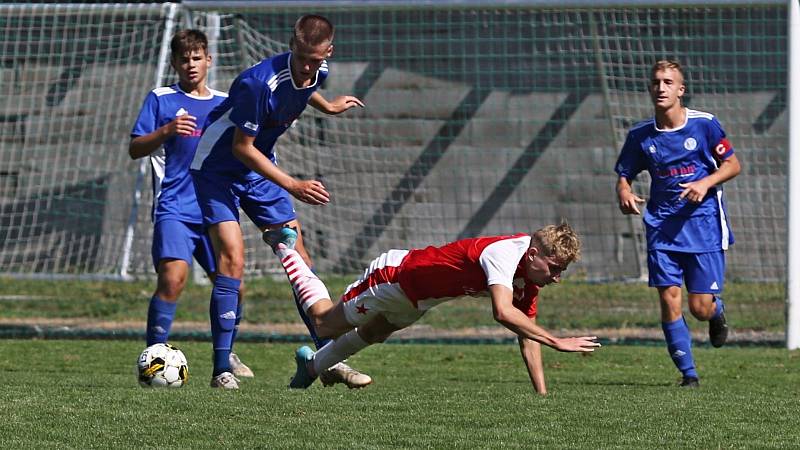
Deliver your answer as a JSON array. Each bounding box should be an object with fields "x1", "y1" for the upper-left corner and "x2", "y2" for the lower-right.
[
  {"x1": 678, "y1": 180, "x2": 709, "y2": 204},
  {"x1": 618, "y1": 191, "x2": 645, "y2": 215},
  {"x1": 554, "y1": 336, "x2": 601, "y2": 353},
  {"x1": 324, "y1": 95, "x2": 364, "y2": 114},
  {"x1": 289, "y1": 179, "x2": 330, "y2": 205},
  {"x1": 164, "y1": 114, "x2": 198, "y2": 137}
]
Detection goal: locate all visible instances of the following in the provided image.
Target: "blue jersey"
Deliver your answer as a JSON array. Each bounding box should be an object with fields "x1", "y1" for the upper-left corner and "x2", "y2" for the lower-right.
[
  {"x1": 131, "y1": 84, "x2": 227, "y2": 224},
  {"x1": 614, "y1": 109, "x2": 735, "y2": 252},
  {"x1": 192, "y1": 52, "x2": 328, "y2": 180}
]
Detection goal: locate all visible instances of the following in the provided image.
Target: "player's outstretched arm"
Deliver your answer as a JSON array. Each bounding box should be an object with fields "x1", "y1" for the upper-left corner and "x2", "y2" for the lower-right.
[
  {"x1": 231, "y1": 128, "x2": 329, "y2": 205},
  {"x1": 616, "y1": 176, "x2": 645, "y2": 215},
  {"x1": 489, "y1": 284, "x2": 600, "y2": 353},
  {"x1": 308, "y1": 91, "x2": 364, "y2": 115},
  {"x1": 518, "y1": 336, "x2": 547, "y2": 395},
  {"x1": 129, "y1": 114, "x2": 197, "y2": 160}
]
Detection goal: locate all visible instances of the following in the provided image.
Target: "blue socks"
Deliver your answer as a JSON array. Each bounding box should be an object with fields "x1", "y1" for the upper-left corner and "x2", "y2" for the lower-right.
[
  {"x1": 210, "y1": 275, "x2": 241, "y2": 376},
  {"x1": 662, "y1": 317, "x2": 698, "y2": 379},
  {"x1": 146, "y1": 296, "x2": 177, "y2": 346},
  {"x1": 711, "y1": 296, "x2": 725, "y2": 321}
]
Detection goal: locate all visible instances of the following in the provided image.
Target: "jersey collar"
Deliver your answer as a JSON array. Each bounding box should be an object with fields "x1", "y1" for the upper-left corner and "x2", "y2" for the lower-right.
[{"x1": 174, "y1": 83, "x2": 214, "y2": 100}]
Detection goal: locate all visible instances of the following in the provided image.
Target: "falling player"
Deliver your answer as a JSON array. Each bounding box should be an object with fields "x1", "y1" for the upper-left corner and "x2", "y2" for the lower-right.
[{"x1": 263, "y1": 223, "x2": 601, "y2": 393}]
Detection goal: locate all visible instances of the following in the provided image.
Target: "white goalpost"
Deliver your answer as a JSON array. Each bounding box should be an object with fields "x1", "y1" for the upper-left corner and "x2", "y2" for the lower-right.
[{"x1": 786, "y1": 0, "x2": 799, "y2": 350}]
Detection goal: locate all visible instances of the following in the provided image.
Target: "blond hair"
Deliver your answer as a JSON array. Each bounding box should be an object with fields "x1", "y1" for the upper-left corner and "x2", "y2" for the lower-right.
[
  {"x1": 651, "y1": 59, "x2": 684, "y2": 83},
  {"x1": 532, "y1": 222, "x2": 581, "y2": 264}
]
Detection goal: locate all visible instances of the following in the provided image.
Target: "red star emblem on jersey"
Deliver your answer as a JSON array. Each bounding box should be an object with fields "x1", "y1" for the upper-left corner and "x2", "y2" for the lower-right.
[{"x1": 356, "y1": 304, "x2": 369, "y2": 315}]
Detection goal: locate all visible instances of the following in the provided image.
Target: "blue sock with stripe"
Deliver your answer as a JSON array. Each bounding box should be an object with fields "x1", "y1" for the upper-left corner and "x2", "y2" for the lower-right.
[
  {"x1": 210, "y1": 275, "x2": 241, "y2": 376},
  {"x1": 146, "y1": 295, "x2": 176, "y2": 346},
  {"x1": 662, "y1": 317, "x2": 698, "y2": 379}
]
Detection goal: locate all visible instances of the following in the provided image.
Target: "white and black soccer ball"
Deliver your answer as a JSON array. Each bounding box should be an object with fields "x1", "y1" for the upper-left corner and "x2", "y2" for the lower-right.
[{"x1": 137, "y1": 343, "x2": 189, "y2": 388}]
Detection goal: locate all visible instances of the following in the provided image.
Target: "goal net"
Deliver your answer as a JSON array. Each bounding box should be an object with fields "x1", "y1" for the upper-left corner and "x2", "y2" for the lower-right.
[{"x1": 0, "y1": 3, "x2": 174, "y2": 277}]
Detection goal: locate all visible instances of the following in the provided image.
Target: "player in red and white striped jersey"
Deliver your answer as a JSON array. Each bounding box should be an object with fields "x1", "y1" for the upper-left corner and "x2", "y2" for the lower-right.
[{"x1": 265, "y1": 223, "x2": 600, "y2": 393}]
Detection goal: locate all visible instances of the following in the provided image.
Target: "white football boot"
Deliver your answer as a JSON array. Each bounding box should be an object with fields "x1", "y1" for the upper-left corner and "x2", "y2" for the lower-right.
[
  {"x1": 229, "y1": 353, "x2": 254, "y2": 378},
  {"x1": 210, "y1": 371, "x2": 240, "y2": 390},
  {"x1": 319, "y1": 362, "x2": 373, "y2": 389}
]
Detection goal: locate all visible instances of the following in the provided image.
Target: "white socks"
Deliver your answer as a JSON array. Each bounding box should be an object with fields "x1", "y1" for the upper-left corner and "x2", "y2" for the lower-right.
[
  {"x1": 313, "y1": 329, "x2": 370, "y2": 375},
  {"x1": 276, "y1": 247, "x2": 331, "y2": 312}
]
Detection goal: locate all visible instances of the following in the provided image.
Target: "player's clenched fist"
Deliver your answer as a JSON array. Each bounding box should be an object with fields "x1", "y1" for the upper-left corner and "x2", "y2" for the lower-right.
[{"x1": 165, "y1": 114, "x2": 197, "y2": 137}]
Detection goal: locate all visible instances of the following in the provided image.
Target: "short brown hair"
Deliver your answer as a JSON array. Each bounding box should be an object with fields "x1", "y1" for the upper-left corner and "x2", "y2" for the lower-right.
[
  {"x1": 651, "y1": 59, "x2": 684, "y2": 82},
  {"x1": 532, "y1": 222, "x2": 581, "y2": 264},
  {"x1": 292, "y1": 14, "x2": 334, "y2": 47},
  {"x1": 170, "y1": 29, "x2": 208, "y2": 58}
]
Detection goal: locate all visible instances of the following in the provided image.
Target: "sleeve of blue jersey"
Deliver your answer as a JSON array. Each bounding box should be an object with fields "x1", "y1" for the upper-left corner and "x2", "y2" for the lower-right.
[
  {"x1": 709, "y1": 116, "x2": 735, "y2": 160},
  {"x1": 130, "y1": 91, "x2": 159, "y2": 138},
  {"x1": 229, "y1": 76, "x2": 267, "y2": 137},
  {"x1": 614, "y1": 131, "x2": 644, "y2": 179}
]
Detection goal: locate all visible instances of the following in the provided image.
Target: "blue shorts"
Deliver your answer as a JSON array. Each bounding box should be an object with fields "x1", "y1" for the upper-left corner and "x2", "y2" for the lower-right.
[
  {"x1": 647, "y1": 249, "x2": 725, "y2": 294},
  {"x1": 151, "y1": 219, "x2": 216, "y2": 274},
  {"x1": 191, "y1": 169, "x2": 296, "y2": 228}
]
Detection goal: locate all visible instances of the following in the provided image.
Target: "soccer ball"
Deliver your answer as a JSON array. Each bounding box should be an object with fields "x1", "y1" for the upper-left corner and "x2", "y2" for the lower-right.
[{"x1": 137, "y1": 343, "x2": 189, "y2": 388}]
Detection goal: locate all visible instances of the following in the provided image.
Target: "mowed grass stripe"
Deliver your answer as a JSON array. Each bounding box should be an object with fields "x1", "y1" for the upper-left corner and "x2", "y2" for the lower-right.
[{"x1": 0, "y1": 277, "x2": 786, "y2": 332}]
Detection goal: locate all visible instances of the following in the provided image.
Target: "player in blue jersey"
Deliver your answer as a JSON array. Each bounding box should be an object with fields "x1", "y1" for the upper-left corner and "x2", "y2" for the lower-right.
[
  {"x1": 615, "y1": 60, "x2": 742, "y2": 387},
  {"x1": 191, "y1": 15, "x2": 370, "y2": 389},
  {"x1": 129, "y1": 30, "x2": 254, "y2": 383}
]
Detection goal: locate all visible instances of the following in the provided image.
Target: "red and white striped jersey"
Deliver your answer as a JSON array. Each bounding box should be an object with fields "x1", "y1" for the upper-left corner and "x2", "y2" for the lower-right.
[{"x1": 397, "y1": 234, "x2": 540, "y2": 318}]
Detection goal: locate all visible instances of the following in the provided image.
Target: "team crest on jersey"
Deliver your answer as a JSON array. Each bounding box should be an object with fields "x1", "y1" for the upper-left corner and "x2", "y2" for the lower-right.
[
  {"x1": 683, "y1": 137, "x2": 698, "y2": 151},
  {"x1": 648, "y1": 145, "x2": 656, "y2": 154}
]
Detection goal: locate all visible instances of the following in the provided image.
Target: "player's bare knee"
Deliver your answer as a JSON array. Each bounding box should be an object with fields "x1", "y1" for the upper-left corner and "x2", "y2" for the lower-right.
[
  {"x1": 156, "y1": 275, "x2": 186, "y2": 301},
  {"x1": 688, "y1": 300, "x2": 714, "y2": 320},
  {"x1": 155, "y1": 284, "x2": 184, "y2": 301},
  {"x1": 217, "y1": 253, "x2": 244, "y2": 278}
]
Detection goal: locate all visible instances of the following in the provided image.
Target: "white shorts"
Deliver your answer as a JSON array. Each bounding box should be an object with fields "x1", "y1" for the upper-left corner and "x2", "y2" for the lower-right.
[{"x1": 341, "y1": 249, "x2": 425, "y2": 328}]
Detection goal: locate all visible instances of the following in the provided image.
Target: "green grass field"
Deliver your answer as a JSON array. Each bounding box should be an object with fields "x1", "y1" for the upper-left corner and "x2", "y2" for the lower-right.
[
  {"x1": 0, "y1": 340, "x2": 798, "y2": 448},
  {"x1": 0, "y1": 277, "x2": 795, "y2": 447}
]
